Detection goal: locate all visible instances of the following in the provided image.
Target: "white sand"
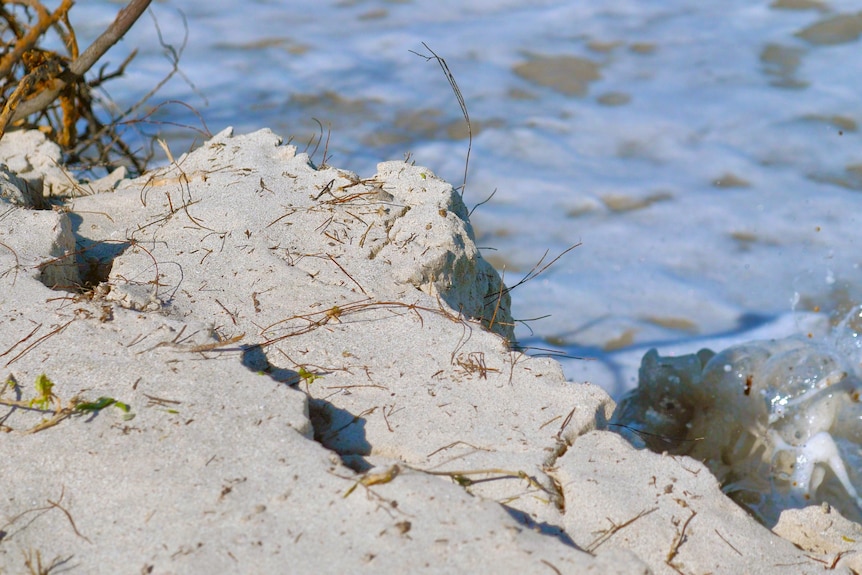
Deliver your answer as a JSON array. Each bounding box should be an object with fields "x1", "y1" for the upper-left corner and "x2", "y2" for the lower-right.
[{"x1": 0, "y1": 128, "x2": 859, "y2": 573}]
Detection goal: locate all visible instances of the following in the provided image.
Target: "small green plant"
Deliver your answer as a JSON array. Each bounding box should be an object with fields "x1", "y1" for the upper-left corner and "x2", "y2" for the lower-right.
[
  {"x1": 29, "y1": 373, "x2": 57, "y2": 410},
  {"x1": 4, "y1": 373, "x2": 18, "y2": 390},
  {"x1": 0, "y1": 373, "x2": 133, "y2": 433},
  {"x1": 298, "y1": 366, "x2": 321, "y2": 386}
]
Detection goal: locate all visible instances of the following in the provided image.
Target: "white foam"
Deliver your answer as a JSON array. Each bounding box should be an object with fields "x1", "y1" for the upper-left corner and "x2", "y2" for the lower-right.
[{"x1": 613, "y1": 307, "x2": 862, "y2": 524}]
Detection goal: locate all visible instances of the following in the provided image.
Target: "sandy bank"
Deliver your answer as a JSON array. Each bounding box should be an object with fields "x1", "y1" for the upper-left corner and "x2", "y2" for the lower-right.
[{"x1": 0, "y1": 128, "x2": 859, "y2": 574}]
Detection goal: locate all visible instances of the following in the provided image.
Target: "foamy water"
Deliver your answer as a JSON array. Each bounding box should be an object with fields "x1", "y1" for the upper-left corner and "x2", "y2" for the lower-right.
[{"x1": 74, "y1": 0, "x2": 862, "y2": 398}]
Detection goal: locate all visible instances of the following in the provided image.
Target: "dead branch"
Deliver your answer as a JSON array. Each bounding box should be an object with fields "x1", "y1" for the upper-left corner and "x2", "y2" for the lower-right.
[
  {"x1": 8, "y1": 0, "x2": 152, "y2": 125},
  {"x1": 0, "y1": 1, "x2": 69, "y2": 79}
]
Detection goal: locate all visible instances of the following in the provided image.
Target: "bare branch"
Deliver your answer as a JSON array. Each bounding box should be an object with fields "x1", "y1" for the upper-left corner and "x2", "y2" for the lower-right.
[{"x1": 9, "y1": 0, "x2": 152, "y2": 124}]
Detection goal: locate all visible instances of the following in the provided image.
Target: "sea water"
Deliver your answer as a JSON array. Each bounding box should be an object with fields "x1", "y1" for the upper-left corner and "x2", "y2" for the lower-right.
[{"x1": 69, "y1": 0, "x2": 862, "y2": 401}]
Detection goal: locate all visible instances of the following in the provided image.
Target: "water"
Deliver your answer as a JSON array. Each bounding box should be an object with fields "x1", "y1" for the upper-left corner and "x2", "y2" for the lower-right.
[{"x1": 70, "y1": 0, "x2": 862, "y2": 398}]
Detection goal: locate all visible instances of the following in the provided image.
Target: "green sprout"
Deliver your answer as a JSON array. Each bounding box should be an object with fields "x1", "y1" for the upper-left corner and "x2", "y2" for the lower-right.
[
  {"x1": 29, "y1": 373, "x2": 56, "y2": 410},
  {"x1": 298, "y1": 366, "x2": 321, "y2": 386},
  {"x1": 0, "y1": 374, "x2": 134, "y2": 431}
]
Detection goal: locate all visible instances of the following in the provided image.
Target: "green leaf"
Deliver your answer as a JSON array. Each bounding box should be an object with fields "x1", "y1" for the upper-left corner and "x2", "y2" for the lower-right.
[
  {"x1": 75, "y1": 397, "x2": 117, "y2": 412},
  {"x1": 75, "y1": 396, "x2": 131, "y2": 414}
]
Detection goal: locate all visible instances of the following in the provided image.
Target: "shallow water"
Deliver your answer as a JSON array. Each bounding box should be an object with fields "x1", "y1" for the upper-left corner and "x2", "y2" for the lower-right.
[{"x1": 73, "y1": 0, "x2": 862, "y2": 398}]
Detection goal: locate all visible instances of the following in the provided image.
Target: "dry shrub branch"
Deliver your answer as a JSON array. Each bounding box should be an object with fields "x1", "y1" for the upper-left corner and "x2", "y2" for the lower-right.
[{"x1": 0, "y1": 0, "x2": 152, "y2": 173}]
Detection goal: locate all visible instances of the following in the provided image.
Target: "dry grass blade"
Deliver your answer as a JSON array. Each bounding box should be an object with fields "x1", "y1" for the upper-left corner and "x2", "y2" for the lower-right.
[
  {"x1": 260, "y1": 298, "x2": 468, "y2": 346},
  {"x1": 410, "y1": 42, "x2": 471, "y2": 198},
  {"x1": 425, "y1": 440, "x2": 490, "y2": 459},
  {"x1": 469, "y1": 187, "x2": 496, "y2": 218},
  {"x1": 0, "y1": 239, "x2": 22, "y2": 284},
  {"x1": 2, "y1": 487, "x2": 90, "y2": 546},
  {"x1": 305, "y1": 117, "x2": 332, "y2": 168},
  {"x1": 161, "y1": 333, "x2": 245, "y2": 353},
  {"x1": 714, "y1": 528, "x2": 742, "y2": 556},
  {"x1": 343, "y1": 465, "x2": 400, "y2": 498},
  {"x1": 487, "y1": 267, "x2": 506, "y2": 332},
  {"x1": 495, "y1": 242, "x2": 582, "y2": 300},
  {"x1": 607, "y1": 422, "x2": 703, "y2": 448},
  {"x1": 115, "y1": 11, "x2": 212, "y2": 155},
  {"x1": 326, "y1": 254, "x2": 368, "y2": 296},
  {"x1": 23, "y1": 406, "x2": 76, "y2": 434},
  {"x1": 418, "y1": 467, "x2": 554, "y2": 496},
  {"x1": 586, "y1": 507, "x2": 658, "y2": 553},
  {"x1": 4, "y1": 319, "x2": 74, "y2": 367},
  {"x1": 0, "y1": 387, "x2": 76, "y2": 435},
  {"x1": 22, "y1": 548, "x2": 69, "y2": 575},
  {"x1": 666, "y1": 509, "x2": 697, "y2": 569}
]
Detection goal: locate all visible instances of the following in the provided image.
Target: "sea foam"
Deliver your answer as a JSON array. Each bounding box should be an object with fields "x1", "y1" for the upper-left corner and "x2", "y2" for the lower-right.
[{"x1": 611, "y1": 307, "x2": 862, "y2": 525}]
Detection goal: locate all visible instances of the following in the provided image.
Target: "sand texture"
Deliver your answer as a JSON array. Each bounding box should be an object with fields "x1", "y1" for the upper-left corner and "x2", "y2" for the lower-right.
[{"x1": 0, "y1": 128, "x2": 858, "y2": 574}]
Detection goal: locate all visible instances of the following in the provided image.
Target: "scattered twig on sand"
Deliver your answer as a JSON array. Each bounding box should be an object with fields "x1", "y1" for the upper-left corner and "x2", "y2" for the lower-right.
[
  {"x1": 586, "y1": 507, "x2": 658, "y2": 553},
  {"x1": 666, "y1": 509, "x2": 697, "y2": 573},
  {"x1": 1, "y1": 486, "x2": 90, "y2": 543}
]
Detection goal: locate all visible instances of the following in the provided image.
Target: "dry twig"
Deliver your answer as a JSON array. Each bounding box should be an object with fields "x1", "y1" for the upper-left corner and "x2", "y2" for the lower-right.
[{"x1": 586, "y1": 507, "x2": 658, "y2": 553}]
